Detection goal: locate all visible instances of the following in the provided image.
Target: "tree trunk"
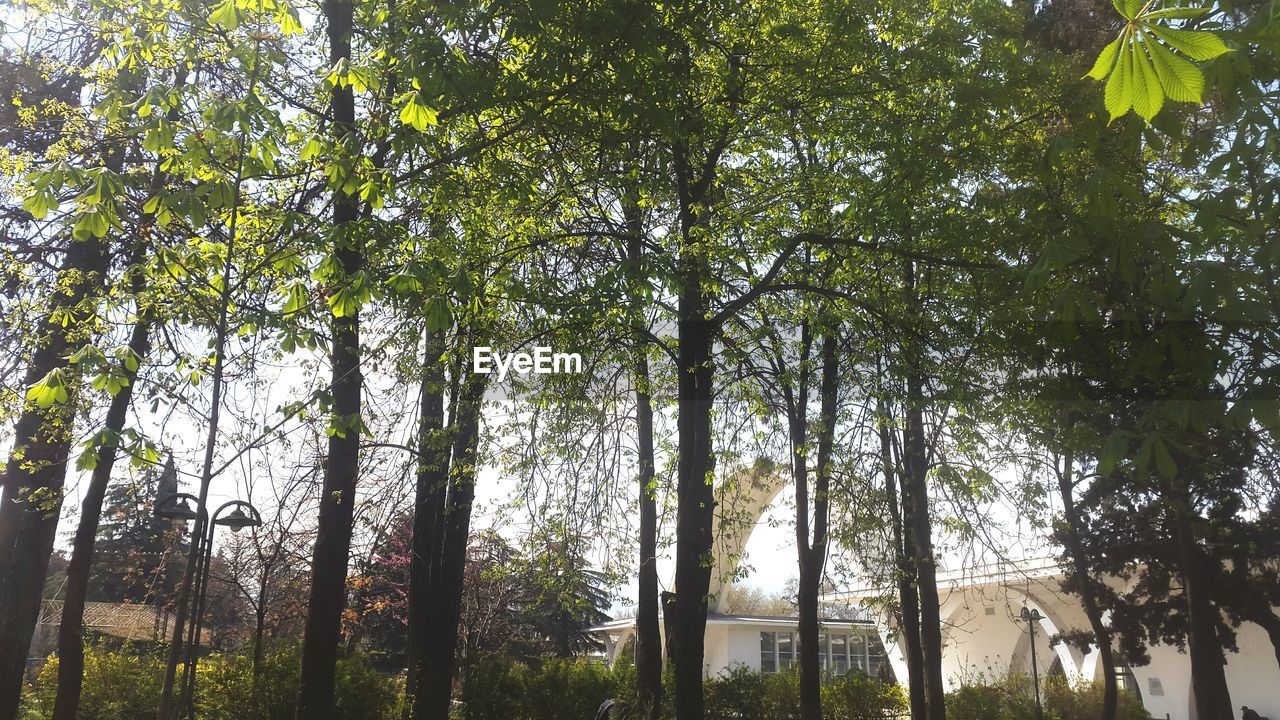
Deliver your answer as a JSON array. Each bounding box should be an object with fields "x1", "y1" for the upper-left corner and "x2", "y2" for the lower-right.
[
  {"x1": 419, "y1": 372, "x2": 485, "y2": 720},
  {"x1": 626, "y1": 198, "x2": 663, "y2": 720},
  {"x1": 52, "y1": 312, "x2": 152, "y2": 720},
  {"x1": 902, "y1": 261, "x2": 945, "y2": 720},
  {"x1": 1169, "y1": 481, "x2": 1233, "y2": 720},
  {"x1": 672, "y1": 311, "x2": 715, "y2": 720},
  {"x1": 797, "y1": 331, "x2": 838, "y2": 720},
  {"x1": 405, "y1": 328, "x2": 449, "y2": 720},
  {"x1": 1055, "y1": 452, "x2": 1116, "y2": 720},
  {"x1": 882, "y1": 416, "x2": 927, "y2": 719},
  {"x1": 295, "y1": 0, "x2": 360, "y2": 713},
  {"x1": 0, "y1": 230, "x2": 110, "y2": 720}
]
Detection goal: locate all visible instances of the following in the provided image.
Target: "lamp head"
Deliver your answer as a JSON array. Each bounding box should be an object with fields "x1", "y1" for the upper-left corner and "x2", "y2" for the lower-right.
[
  {"x1": 156, "y1": 495, "x2": 198, "y2": 522},
  {"x1": 215, "y1": 506, "x2": 260, "y2": 532}
]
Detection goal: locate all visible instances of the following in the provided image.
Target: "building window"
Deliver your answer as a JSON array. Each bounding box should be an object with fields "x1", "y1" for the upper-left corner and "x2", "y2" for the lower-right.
[
  {"x1": 758, "y1": 629, "x2": 882, "y2": 677},
  {"x1": 849, "y1": 632, "x2": 867, "y2": 673},
  {"x1": 777, "y1": 632, "x2": 795, "y2": 669},
  {"x1": 867, "y1": 635, "x2": 889, "y2": 679},
  {"x1": 760, "y1": 631, "x2": 776, "y2": 673},
  {"x1": 831, "y1": 634, "x2": 849, "y2": 675}
]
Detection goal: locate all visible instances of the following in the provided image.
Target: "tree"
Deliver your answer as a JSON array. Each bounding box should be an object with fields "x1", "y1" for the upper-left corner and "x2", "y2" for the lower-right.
[{"x1": 84, "y1": 456, "x2": 188, "y2": 605}]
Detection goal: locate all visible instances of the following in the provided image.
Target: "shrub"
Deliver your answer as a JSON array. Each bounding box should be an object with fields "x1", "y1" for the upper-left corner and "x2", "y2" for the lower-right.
[
  {"x1": 461, "y1": 656, "x2": 618, "y2": 720},
  {"x1": 702, "y1": 667, "x2": 905, "y2": 720},
  {"x1": 823, "y1": 671, "x2": 909, "y2": 720},
  {"x1": 945, "y1": 674, "x2": 1151, "y2": 720},
  {"x1": 23, "y1": 643, "x2": 165, "y2": 720},
  {"x1": 21, "y1": 642, "x2": 400, "y2": 720}
]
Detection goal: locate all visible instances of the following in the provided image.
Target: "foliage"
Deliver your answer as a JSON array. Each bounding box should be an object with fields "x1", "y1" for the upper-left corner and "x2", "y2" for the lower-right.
[
  {"x1": 84, "y1": 457, "x2": 186, "y2": 606},
  {"x1": 1085, "y1": 0, "x2": 1232, "y2": 121},
  {"x1": 460, "y1": 656, "x2": 618, "y2": 720},
  {"x1": 945, "y1": 675, "x2": 1150, "y2": 720},
  {"x1": 24, "y1": 645, "x2": 164, "y2": 720},
  {"x1": 700, "y1": 667, "x2": 905, "y2": 720},
  {"x1": 21, "y1": 644, "x2": 399, "y2": 720},
  {"x1": 352, "y1": 523, "x2": 612, "y2": 664}
]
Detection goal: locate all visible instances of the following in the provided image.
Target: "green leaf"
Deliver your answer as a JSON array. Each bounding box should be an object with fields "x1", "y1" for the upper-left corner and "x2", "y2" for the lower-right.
[
  {"x1": 425, "y1": 297, "x2": 453, "y2": 332},
  {"x1": 1104, "y1": 36, "x2": 1134, "y2": 121},
  {"x1": 1148, "y1": 26, "x2": 1232, "y2": 61},
  {"x1": 1098, "y1": 431, "x2": 1128, "y2": 476},
  {"x1": 1144, "y1": 34, "x2": 1204, "y2": 102},
  {"x1": 210, "y1": 0, "x2": 239, "y2": 29},
  {"x1": 27, "y1": 368, "x2": 70, "y2": 409},
  {"x1": 398, "y1": 96, "x2": 439, "y2": 132},
  {"x1": 328, "y1": 286, "x2": 360, "y2": 318},
  {"x1": 300, "y1": 136, "x2": 323, "y2": 162},
  {"x1": 283, "y1": 282, "x2": 309, "y2": 315},
  {"x1": 1129, "y1": 40, "x2": 1164, "y2": 120},
  {"x1": 1086, "y1": 36, "x2": 1124, "y2": 80},
  {"x1": 1152, "y1": 436, "x2": 1177, "y2": 479},
  {"x1": 1141, "y1": 6, "x2": 1209, "y2": 19},
  {"x1": 276, "y1": 6, "x2": 303, "y2": 35},
  {"x1": 76, "y1": 447, "x2": 99, "y2": 472}
]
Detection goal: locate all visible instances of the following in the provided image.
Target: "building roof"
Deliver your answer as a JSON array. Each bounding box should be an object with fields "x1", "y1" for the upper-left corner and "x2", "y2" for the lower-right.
[{"x1": 589, "y1": 611, "x2": 875, "y2": 634}]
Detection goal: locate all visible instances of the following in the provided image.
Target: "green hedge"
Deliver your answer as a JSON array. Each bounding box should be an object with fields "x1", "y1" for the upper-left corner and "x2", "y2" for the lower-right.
[
  {"x1": 461, "y1": 657, "x2": 619, "y2": 720},
  {"x1": 22, "y1": 643, "x2": 400, "y2": 720},
  {"x1": 945, "y1": 674, "x2": 1151, "y2": 720},
  {"x1": 461, "y1": 660, "x2": 905, "y2": 720}
]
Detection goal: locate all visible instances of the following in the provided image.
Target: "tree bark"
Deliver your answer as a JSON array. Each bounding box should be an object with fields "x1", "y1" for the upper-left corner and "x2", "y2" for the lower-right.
[
  {"x1": 0, "y1": 231, "x2": 110, "y2": 720},
  {"x1": 1055, "y1": 452, "x2": 1116, "y2": 720},
  {"x1": 880, "y1": 399, "x2": 926, "y2": 720},
  {"x1": 672, "y1": 309, "x2": 715, "y2": 720},
  {"x1": 902, "y1": 261, "x2": 946, "y2": 720},
  {"x1": 405, "y1": 328, "x2": 449, "y2": 720},
  {"x1": 797, "y1": 330, "x2": 838, "y2": 720},
  {"x1": 1168, "y1": 480, "x2": 1233, "y2": 720},
  {"x1": 52, "y1": 311, "x2": 152, "y2": 720},
  {"x1": 419, "y1": 371, "x2": 485, "y2": 720},
  {"x1": 295, "y1": 0, "x2": 360, "y2": 713},
  {"x1": 626, "y1": 196, "x2": 663, "y2": 720}
]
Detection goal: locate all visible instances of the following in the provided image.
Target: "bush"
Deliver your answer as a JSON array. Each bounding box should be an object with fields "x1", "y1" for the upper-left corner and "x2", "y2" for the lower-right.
[
  {"x1": 24, "y1": 643, "x2": 165, "y2": 720},
  {"x1": 461, "y1": 656, "x2": 618, "y2": 720},
  {"x1": 823, "y1": 671, "x2": 909, "y2": 719},
  {"x1": 702, "y1": 667, "x2": 905, "y2": 720},
  {"x1": 21, "y1": 642, "x2": 400, "y2": 720},
  {"x1": 945, "y1": 674, "x2": 1151, "y2": 720}
]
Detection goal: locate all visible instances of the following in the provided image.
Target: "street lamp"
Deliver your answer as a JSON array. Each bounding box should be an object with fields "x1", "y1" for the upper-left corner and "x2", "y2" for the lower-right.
[
  {"x1": 157, "y1": 495, "x2": 262, "y2": 720},
  {"x1": 1019, "y1": 605, "x2": 1044, "y2": 720}
]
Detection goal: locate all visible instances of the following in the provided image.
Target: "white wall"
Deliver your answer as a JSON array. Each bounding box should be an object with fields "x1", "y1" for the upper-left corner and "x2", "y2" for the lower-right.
[{"x1": 725, "y1": 626, "x2": 763, "y2": 674}]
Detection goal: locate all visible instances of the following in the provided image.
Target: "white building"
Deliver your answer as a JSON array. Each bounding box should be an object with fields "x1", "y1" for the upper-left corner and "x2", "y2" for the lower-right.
[
  {"x1": 592, "y1": 468, "x2": 1280, "y2": 720},
  {"x1": 592, "y1": 612, "x2": 894, "y2": 681}
]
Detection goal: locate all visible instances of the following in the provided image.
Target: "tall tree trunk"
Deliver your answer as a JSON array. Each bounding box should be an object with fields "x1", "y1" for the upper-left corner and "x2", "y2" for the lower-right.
[
  {"x1": 797, "y1": 330, "x2": 838, "y2": 720},
  {"x1": 419, "y1": 372, "x2": 485, "y2": 720},
  {"x1": 672, "y1": 311, "x2": 714, "y2": 720},
  {"x1": 405, "y1": 328, "x2": 449, "y2": 720},
  {"x1": 295, "y1": 0, "x2": 361, "y2": 713},
  {"x1": 0, "y1": 231, "x2": 110, "y2": 720},
  {"x1": 626, "y1": 196, "x2": 663, "y2": 720},
  {"x1": 52, "y1": 310, "x2": 152, "y2": 720},
  {"x1": 902, "y1": 261, "x2": 946, "y2": 720},
  {"x1": 1168, "y1": 479, "x2": 1233, "y2": 720},
  {"x1": 1055, "y1": 451, "x2": 1116, "y2": 720},
  {"x1": 880, "y1": 397, "x2": 926, "y2": 719}
]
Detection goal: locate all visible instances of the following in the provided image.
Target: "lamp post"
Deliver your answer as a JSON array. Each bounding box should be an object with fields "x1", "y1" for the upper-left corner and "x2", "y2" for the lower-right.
[
  {"x1": 1019, "y1": 605, "x2": 1044, "y2": 720},
  {"x1": 156, "y1": 495, "x2": 261, "y2": 720}
]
